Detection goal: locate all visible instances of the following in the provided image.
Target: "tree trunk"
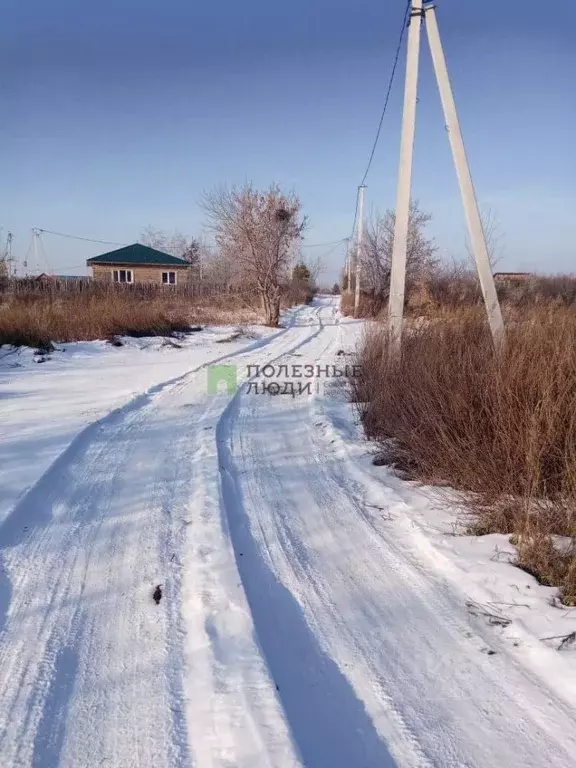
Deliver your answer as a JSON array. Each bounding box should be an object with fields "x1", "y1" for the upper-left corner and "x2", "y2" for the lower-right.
[{"x1": 261, "y1": 289, "x2": 280, "y2": 327}]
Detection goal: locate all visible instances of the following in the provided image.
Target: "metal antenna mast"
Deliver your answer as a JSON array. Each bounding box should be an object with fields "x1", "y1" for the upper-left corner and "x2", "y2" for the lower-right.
[
  {"x1": 388, "y1": 0, "x2": 504, "y2": 356},
  {"x1": 32, "y1": 228, "x2": 41, "y2": 276},
  {"x1": 6, "y1": 232, "x2": 14, "y2": 276}
]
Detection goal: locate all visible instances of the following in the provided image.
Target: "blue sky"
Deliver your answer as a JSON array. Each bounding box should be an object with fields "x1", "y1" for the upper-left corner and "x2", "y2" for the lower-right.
[{"x1": 1, "y1": 0, "x2": 574, "y2": 281}]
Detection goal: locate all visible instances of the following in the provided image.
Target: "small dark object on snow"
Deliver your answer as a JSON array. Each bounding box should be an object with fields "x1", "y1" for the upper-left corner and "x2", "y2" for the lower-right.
[
  {"x1": 109, "y1": 337, "x2": 124, "y2": 347},
  {"x1": 153, "y1": 585, "x2": 162, "y2": 605},
  {"x1": 161, "y1": 338, "x2": 183, "y2": 349},
  {"x1": 34, "y1": 341, "x2": 55, "y2": 355},
  {"x1": 189, "y1": 325, "x2": 203, "y2": 333}
]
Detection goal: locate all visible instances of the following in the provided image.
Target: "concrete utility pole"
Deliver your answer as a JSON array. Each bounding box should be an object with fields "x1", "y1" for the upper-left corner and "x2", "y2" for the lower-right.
[
  {"x1": 424, "y1": 4, "x2": 504, "y2": 349},
  {"x1": 388, "y1": 0, "x2": 424, "y2": 355},
  {"x1": 354, "y1": 185, "x2": 366, "y2": 316},
  {"x1": 344, "y1": 238, "x2": 351, "y2": 291},
  {"x1": 388, "y1": 0, "x2": 504, "y2": 357}
]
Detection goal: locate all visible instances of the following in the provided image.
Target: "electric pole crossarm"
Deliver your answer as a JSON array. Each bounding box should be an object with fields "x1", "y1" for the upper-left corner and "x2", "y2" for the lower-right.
[
  {"x1": 424, "y1": 3, "x2": 504, "y2": 349},
  {"x1": 388, "y1": 0, "x2": 424, "y2": 356}
]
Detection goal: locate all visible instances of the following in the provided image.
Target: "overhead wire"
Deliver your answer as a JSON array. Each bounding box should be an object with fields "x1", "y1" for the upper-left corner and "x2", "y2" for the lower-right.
[
  {"x1": 318, "y1": 240, "x2": 347, "y2": 261},
  {"x1": 301, "y1": 238, "x2": 348, "y2": 249},
  {"x1": 31, "y1": 7, "x2": 410, "y2": 282},
  {"x1": 302, "y1": 1, "x2": 411, "y2": 271},
  {"x1": 358, "y1": 0, "x2": 412, "y2": 189},
  {"x1": 348, "y1": 190, "x2": 360, "y2": 246},
  {"x1": 36, "y1": 229, "x2": 129, "y2": 247},
  {"x1": 37, "y1": 236, "x2": 51, "y2": 274},
  {"x1": 343, "y1": 0, "x2": 411, "y2": 277}
]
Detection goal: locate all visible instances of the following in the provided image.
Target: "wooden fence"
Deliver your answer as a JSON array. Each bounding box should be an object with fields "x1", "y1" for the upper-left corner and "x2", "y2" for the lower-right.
[{"x1": 0, "y1": 277, "x2": 242, "y2": 300}]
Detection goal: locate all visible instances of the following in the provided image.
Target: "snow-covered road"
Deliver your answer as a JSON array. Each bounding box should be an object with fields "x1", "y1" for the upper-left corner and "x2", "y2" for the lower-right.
[{"x1": 1, "y1": 297, "x2": 576, "y2": 767}]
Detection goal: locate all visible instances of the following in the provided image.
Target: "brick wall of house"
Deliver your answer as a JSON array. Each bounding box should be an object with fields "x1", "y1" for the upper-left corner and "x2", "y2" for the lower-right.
[{"x1": 91, "y1": 264, "x2": 190, "y2": 284}]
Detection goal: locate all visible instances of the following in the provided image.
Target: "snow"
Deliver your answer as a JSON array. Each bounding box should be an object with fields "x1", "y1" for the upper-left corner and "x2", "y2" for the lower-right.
[
  {"x1": 0, "y1": 326, "x2": 276, "y2": 527},
  {"x1": 1, "y1": 297, "x2": 576, "y2": 767}
]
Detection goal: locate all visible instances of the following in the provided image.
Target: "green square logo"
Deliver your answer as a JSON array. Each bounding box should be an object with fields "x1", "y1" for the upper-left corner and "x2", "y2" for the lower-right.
[{"x1": 207, "y1": 364, "x2": 238, "y2": 394}]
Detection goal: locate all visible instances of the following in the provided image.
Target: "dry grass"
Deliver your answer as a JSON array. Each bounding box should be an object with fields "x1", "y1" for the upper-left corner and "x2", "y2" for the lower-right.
[
  {"x1": 0, "y1": 292, "x2": 261, "y2": 348},
  {"x1": 342, "y1": 273, "x2": 576, "y2": 319},
  {"x1": 339, "y1": 291, "x2": 387, "y2": 318},
  {"x1": 353, "y1": 306, "x2": 576, "y2": 603}
]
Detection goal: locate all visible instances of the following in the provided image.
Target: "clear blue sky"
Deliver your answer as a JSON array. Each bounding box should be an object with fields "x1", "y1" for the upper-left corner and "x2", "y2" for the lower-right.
[{"x1": 1, "y1": 0, "x2": 574, "y2": 281}]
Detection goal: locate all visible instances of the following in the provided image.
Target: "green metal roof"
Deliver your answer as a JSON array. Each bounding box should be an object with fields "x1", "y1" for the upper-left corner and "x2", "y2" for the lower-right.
[{"x1": 87, "y1": 243, "x2": 190, "y2": 266}]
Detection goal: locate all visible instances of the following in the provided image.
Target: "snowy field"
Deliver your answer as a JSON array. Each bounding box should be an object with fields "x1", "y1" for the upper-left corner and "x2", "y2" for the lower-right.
[{"x1": 1, "y1": 296, "x2": 576, "y2": 767}]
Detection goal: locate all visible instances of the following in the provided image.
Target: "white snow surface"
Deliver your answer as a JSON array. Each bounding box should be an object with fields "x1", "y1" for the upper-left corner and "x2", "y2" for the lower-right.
[{"x1": 1, "y1": 297, "x2": 576, "y2": 768}]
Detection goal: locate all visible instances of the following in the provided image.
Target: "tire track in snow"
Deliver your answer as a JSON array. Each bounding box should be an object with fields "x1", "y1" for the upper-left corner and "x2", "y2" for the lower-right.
[
  {"x1": 310, "y1": 385, "x2": 576, "y2": 756},
  {"x1": 215, "y1": 301, "x2": 401, "y2": 767},
  {"x1": 0, "y1": 309, "x2": 310, "y2": 768},
  {"x1": 175, "y1": 305, "x2": 328, "y2": 767},
  {"x1": 0, "y1": 321, "x2": 295, "y2": 633},
  {"x1": 217, "y1": 297, "x2": 576, "y2": 767}
]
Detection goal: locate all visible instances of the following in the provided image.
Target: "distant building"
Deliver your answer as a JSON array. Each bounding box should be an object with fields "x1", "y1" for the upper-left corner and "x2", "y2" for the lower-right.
[
  {"x1": 87, "y1": 243, "x2": 190, "y2": 286},
  {"x1": 493, "y1": 272, "x2": 533, "y2": 286},
  {"x1": 35, "y1": 273, "x2": 89, "y2": 281}
]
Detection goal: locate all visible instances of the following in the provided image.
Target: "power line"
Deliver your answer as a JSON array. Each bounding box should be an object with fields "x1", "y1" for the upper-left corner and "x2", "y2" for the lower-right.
[
  {"x1": 52, "y1": 264, "x2": 91, "y2": 271},
  {"x1": 301, "y1": 238, "x2": 348, "y2": 249},
  {"x1": 358, "y1": 0, "x2": 412, "y2": 188},
  {"x1": 343, "y1": 0, "x2": 411, "y2": 276},
  {"x1": 320, "y1": 241, "x2": 347, "y2": 261},
  {"x1": 36, "y1": 229, "x2": 129, "y2": 247},
  {"x1": 349, "y1": 187, "x2": 360, "y2": 244}
]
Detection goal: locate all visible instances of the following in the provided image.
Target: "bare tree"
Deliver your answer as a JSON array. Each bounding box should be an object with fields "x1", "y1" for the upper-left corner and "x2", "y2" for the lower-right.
[
  {"x1": 200, "y1": 249, "x2": 244, "y2": 289},
  {"x1": 140, "y1": 226, "x2": 217, "y2": 286},
  {"x1": 465, "y1": 206, "x2": 504, "y2": 271},
  {"x1": 139, "y1": 226, "x2": 202, "y2": 266},
  {"x1": 359, "y1": 201, "x2": 438, "y2": 299},
  {"x1": 0, "y1": 229, "x2": 10, "y2": 279},
  {"x1": 202, "y1": 183, "x2": 306, "y2": 326},
  {"x1": 304, "y1": 254, "x2": 323, "y2": 289},
  {"x1": 293, "y1": 253, "x2": 323, "y2": 292}
]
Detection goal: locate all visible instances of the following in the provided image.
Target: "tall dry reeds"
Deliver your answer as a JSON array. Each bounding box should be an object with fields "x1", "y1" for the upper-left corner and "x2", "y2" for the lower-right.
[
  {"x1": 353, "y1": 306, "x2": 576, "y2": 602},
  {"x1": 0, "y1": 292, "x2": 261, "y2": 348}
]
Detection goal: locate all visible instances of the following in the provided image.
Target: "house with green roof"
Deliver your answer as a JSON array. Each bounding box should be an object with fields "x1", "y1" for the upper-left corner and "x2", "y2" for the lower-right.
[{"x1": 87, "y1": 243, "x2": 191, "y2": 286}]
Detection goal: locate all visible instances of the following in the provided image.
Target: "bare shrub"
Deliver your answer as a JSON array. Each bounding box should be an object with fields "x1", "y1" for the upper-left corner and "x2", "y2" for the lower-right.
[
  {"x1": 425, "y1": 272, "x2": 576, "y2": 315},
  {"x1": 353, "y1": 307, "x2": 576, "y2": 602},
  {"x1": 340, "y1": 291, "x2": 387, "y2": 318},
  {"x1": 425, "y1": 262, "x2": 482, "y2": 310},
  {"x1": 508, "y1": 276, "x2": 576, "y2": 308},
  {"x1": 359, "y1": 201, "x2": 438, "y2": 302}
]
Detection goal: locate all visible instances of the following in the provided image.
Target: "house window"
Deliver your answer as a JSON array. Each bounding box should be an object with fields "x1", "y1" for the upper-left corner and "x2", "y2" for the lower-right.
[
  {"x1": 162, "y1": 271, "x2": 177, "y2": 285},
  {"x1": 112, "y1": 269, "x2": 133, "y2": 284}
]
